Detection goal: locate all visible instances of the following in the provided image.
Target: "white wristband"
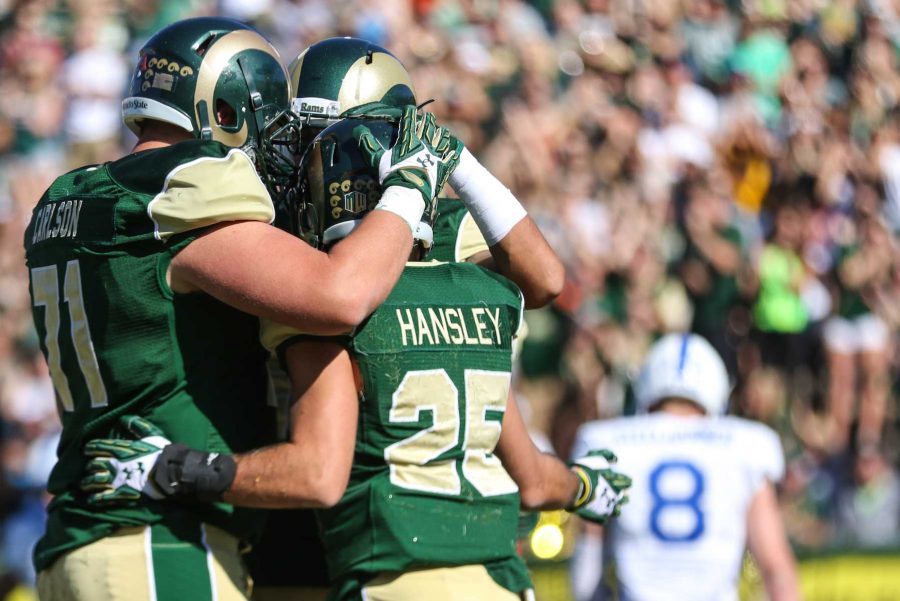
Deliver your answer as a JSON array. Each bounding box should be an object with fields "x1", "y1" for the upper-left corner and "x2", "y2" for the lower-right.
[
  {"x1": 374, "y1": 186, "x2": 425, "y2": 234},
  {"x1": 448, "y1": 148, "x2": 527, "y2": 246}
]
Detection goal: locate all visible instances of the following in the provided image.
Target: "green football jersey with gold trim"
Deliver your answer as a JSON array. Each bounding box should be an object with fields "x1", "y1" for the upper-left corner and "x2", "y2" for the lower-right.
[
  {"x1": 24, "y1": 139, "x2": 277, "y2": 571},
  {"x1": 270, "y1": 261, "x2": 532, "y2": 597}
]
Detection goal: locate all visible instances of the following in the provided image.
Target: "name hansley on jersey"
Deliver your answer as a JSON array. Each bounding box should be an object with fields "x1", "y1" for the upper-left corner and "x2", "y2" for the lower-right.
[
  {"x1": 395, "y1": 306, "x2": 503, "y2": 347},
  {"x1": 32, "y1": 199, "x2": 84, "y2": 245}
]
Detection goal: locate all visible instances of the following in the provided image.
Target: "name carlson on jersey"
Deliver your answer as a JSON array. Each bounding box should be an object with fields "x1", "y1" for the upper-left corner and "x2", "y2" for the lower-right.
[
  {"x1": 396, "y1": 306, "x2": 503, "y2": 347},
  {"x1": 31, "y1": 200, "x2": 84, "y2": 245}
]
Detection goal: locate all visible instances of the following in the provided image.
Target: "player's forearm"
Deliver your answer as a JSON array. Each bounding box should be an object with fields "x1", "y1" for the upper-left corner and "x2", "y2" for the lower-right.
[
  {"x1": 748, "y1": 482, "x2": 801, "y2": 601},
  {"x1": 762, "y1": 569, "x2": 801, "y2": 601},
  {"x1": 225, "y1": 443, "x2": 347, "y2": 509},
  {"x1": 325, "y1": 209, "x2": 414, "y2": 326},
  {"x1": 450, "y1": 149, "x2": 563, "y2": 308},
  {"x1": 487, "y1": 217, "x2": 565, "y2": 309},
  {"x1": 224, "y1": 342, "x2": 356, "y2": 508},
  {"x1": 495, "y1": 392, "x2": 581, "y2": 509},
  {"x1": 518, "y1": 452, "x2": 582, "y2": 510}
]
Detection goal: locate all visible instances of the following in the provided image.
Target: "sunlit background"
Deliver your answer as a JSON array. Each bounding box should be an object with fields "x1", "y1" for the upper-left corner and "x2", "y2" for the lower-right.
[{"x1": 0, "y1": 0, "x2": 899, "y2": 599}]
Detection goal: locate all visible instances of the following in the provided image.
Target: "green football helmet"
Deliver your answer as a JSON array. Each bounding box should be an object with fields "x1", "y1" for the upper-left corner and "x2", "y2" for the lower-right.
[
  {"x1": 122, "y1": 17, "x2": 299, "y2": 200},
  {"x1": 288, "y1": 37, "x2": 417, "y2": 133},
  {"x1": 289, "y1": 117, "x2": 434, "y2": 250}
]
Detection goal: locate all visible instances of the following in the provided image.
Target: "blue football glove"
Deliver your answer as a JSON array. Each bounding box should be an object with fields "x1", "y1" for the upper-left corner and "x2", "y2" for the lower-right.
[{"x1": 568, "y1": 449, "x2": 632, "y2": 524}]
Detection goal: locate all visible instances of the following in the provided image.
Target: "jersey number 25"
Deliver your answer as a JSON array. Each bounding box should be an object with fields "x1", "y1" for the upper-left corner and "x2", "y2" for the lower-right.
[{"x1": 385, "y1": 368, "x2": 518, "y2": 498}]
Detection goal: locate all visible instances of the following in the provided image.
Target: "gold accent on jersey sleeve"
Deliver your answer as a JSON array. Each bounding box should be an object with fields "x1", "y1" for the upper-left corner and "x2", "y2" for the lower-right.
[
  {"x1": 147, "y1": 148, "x2": 274, "y2": 241},
  {"x1": 259, "y1": 317, "x2": 304, "y2": 354},
  {"x1": 456, "y1": 210, "x2": 489, "y2": 262}
]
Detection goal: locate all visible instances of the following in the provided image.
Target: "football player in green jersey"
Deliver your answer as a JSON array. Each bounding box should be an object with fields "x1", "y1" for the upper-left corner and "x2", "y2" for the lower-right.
[
  {"x1": 267, "y1": 117, "x2": 630, "y2": 600},
  {"x1": 249, "y1": 37, "x2": 568, "y2": 599},
  {"x1": 26, "y1": 18, "x2": 448, "y2": 601},
  {"x1": 81, "y1": 116, "x2": 630, "y2": 601}
]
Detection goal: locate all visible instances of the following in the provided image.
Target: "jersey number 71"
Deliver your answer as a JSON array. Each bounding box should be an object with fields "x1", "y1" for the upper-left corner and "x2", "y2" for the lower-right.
[{"x1": 30, "y1": 260, "x2": 108, "y2": 412}]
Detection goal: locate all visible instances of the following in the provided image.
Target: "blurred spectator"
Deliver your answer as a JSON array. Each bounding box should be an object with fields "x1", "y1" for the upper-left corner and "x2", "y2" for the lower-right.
[
  {"x1": 831, "y1": 439, "x2": 900, "y2": 548},
  {"x1": 60, "y1": 19, "x2": 128, "y2": 168},
  {"x1": 679, "y1": 176, "x2": 745, "y2": 375},
  {"x1": 751, "y1": 199, "x2": 812, "y2": 372},
  {"x1": 823, "y1": 207, "x2": 894, "y2": 450}
]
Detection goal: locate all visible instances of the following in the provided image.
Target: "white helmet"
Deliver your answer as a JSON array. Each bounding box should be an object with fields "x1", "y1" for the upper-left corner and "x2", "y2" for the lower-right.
[{"x1": 634, "y1": 333, "x2": 730, "y2": 415}]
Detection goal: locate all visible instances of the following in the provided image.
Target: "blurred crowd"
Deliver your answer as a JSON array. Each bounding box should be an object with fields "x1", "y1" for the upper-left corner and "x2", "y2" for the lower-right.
[{"x1": 0, "y1": 0, "x2": 899, "y2": 595}]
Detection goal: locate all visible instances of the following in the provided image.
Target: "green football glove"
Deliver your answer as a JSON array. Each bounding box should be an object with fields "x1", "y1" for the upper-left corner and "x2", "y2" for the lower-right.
[
  {"x1": 416, "y1": 111, "x2": 464, "y2": 196},
  {"x1": 568, "y1": 449, "x2": 632, "y2": 524},
  {"x1": 354, "y1": 104, "x2": 439, "y2": 215},
  {"x1": 80, "y1": 415, "x2": 170, "y2": 505}
]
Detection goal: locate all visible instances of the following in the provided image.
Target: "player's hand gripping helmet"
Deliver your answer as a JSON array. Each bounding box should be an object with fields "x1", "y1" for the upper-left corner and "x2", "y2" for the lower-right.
[
  {"x1": 288, "y1": 117, "x2": 434, "y2": 250},
  {"x1": 122, "y1": 17, "x2": 300, "y2": 201},
  {"x1": 288, "y1": 37, "x2": 417, "y2": 134},
  {"x1": 633, "y1": 333, "x2": 730, "y2": 415}
]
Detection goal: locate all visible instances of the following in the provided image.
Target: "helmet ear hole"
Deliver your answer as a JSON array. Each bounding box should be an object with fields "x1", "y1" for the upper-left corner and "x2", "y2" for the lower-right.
[
  {"x1": 216, "y1": 98, "x2": 237, "y2": 127},
  {"x1": 195, "y1": 32, "x2": 218, "y2": 57}
]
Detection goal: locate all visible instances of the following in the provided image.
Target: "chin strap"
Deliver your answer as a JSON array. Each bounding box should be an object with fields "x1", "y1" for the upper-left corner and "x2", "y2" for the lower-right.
[
  {"x1": 195, "y1": 100, "x2": 213, "y2": 140},
  {"x1": 238, "y1": 56, "x2": 267, "y2": 141}
]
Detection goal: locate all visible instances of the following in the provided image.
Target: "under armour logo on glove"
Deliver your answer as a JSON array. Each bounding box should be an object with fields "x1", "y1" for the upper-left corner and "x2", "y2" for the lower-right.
[
  {"x1": 568, "y1": 449, "x2": 632, "y2": 524},
  {"x1": 80, "y1": 415, "x2": 172, "y2": 505},
  {"x1": 417, "y1": 154, "x2": 436, "y2": 168}
]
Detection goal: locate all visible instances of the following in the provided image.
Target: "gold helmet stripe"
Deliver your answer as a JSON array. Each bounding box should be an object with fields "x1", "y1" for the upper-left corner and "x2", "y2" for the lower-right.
[
  {"x1": 288, "y1": 48, "x2": 309, "y2": 99},
  {"x1": 194, "y1": 30, "x2": 288, "y2": 147},
  {"x1": 337, "y1": 52, "x2": 415, "y2": 114}
]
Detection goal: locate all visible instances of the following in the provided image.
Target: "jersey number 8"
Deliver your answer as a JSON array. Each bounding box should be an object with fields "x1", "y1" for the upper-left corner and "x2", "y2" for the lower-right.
[{"x1": 648, "y1": 460, "x2": 705, "y2": 543}]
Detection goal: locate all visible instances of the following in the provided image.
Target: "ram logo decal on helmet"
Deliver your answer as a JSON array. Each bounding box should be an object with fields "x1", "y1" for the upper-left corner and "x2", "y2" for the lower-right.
[{"x1": 191, "y1": 29, "x2": 286, "y2": 148}]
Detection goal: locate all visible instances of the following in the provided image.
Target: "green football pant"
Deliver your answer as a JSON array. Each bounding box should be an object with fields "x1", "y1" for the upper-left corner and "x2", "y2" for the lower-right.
[
  {"x1": 341, "y1": 565, "x2": 534, "y2": 601},
  {"x1": 37, "y1": 522, "x2": 251, "y2": 601}
]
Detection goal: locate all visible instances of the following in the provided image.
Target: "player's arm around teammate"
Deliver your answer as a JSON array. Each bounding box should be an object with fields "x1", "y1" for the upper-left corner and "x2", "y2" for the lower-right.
[
  {"x1": 166, "y1": 106, "x2": 438, "y2": 336},
  {"x1": 80, "y1": 110, "x2": 456, "y2": 509},
  {"x1": 225, "y1": 341, "x2": 359, "y2": 508},
  {"x1": 416, "y1": 111, "x2": 564, "y2": 308},
  {"x1": 81, "y1": 340, "x2": 359, "y2": 508}
]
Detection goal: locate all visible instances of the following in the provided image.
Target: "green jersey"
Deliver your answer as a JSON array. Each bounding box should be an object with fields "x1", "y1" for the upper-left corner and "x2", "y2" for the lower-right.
[
  {"x1": 248, "y1": 201, "x2": 492, "y2": 590},
  {"x1": 270, "y1": 261, "x2": 532, "y2": 596},
  {"x1": 24, "y1": 140, "x2": 278, "y2": 571},
  {"x1": 429, "y1": 198, "x2": 489, "y2": 263}
]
